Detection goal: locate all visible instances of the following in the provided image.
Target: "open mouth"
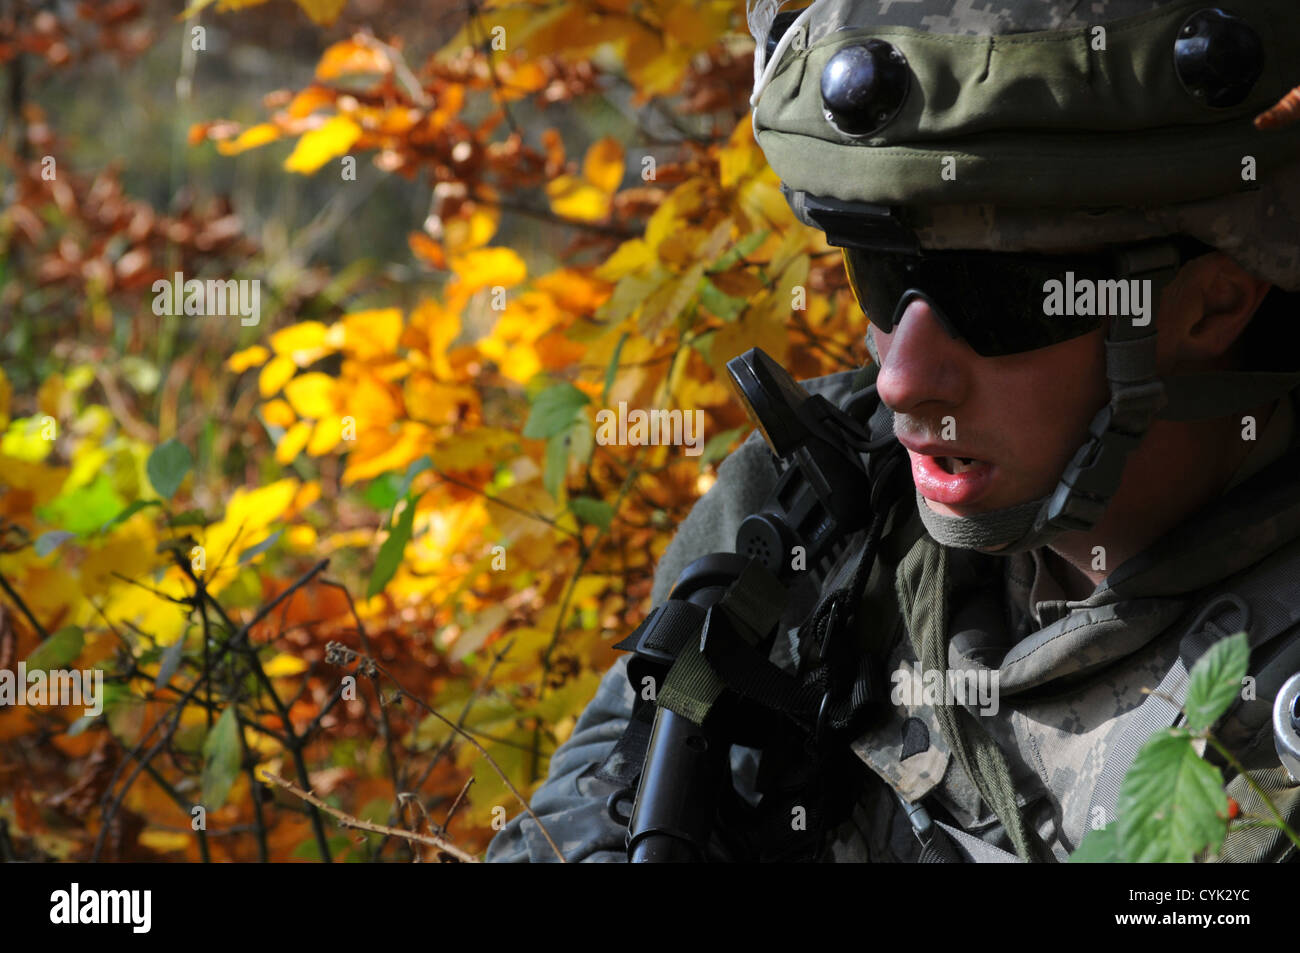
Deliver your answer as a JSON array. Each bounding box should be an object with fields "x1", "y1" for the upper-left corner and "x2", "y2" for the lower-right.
[{"x1": 934, "y1": 456, "x2": 982, "y2": 474}]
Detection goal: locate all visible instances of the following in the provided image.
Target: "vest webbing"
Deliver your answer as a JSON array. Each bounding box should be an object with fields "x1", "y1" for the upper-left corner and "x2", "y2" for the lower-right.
[{"x1": 895, "y1": 532, "x2": 1057, "y2": 863}]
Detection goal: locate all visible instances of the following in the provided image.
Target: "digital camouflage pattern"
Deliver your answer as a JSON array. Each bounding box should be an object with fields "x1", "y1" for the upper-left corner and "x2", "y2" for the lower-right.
[
  {"x1": 486, "y1": 368, "x2": 1300, "y2": 862},
  {"x1": 753, "y1": 0, "x2": 1300, "y2": 290}
]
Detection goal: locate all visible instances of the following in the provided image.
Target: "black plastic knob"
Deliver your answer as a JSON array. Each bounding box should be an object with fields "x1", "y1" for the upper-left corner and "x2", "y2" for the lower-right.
[
  {"x1": 1174, "y1": 8, "x2": 1264, "y2": 108},
  {"x1": 820, "y1": 40, "x2": 909, "y2": 137},
  {"x1": 765, "y1": 9, "x2": 803, "y2": 63}
]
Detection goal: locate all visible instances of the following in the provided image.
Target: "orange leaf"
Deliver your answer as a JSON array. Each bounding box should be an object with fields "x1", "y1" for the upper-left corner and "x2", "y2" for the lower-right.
[
  {"x1": 582, "y1": 137, "x2": 625, "y2": 194},
  {"x1": 408, "y1": 232, "x2": 446, "y2": 270},
  {"x1": 286, "y1": 85, "x2": 336, "y2": 119},
  {"x1": 216, "y1": 123, "x2": 282, "y2": 156},
  {"x1": 315, "y1": 38, "x2": 389, "y2": 80}
]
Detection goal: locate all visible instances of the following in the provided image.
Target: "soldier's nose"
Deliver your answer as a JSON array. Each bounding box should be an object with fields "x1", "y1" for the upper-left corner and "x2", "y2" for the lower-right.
[{"x1": 873, "y1": 295, "x2": 969, "y2": 416}]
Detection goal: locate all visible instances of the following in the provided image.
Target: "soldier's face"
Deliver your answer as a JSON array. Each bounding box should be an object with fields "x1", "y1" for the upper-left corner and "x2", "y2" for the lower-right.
[{"x1": 871, "y1": 295, "x2": 1111, "y2": 518}]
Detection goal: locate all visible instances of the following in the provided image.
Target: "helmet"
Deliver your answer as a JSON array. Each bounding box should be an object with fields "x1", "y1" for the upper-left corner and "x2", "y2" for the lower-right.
[{"x1": 747, "y1": 0, "x2": 1300, "y2": 553}]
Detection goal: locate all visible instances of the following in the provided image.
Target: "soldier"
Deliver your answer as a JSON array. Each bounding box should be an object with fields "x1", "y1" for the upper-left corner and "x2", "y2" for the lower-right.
[{"x1": 487, "y1": 0, "x2": 1300, "y2": 862}]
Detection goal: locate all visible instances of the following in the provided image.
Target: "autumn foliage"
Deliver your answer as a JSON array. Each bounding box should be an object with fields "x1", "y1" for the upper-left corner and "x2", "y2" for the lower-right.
[{"x1": 0, "y1": 0, "x2": 869, "y2": 861}]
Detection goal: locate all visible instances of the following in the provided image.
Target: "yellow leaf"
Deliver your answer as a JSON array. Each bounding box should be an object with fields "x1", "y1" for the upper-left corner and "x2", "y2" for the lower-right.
[
  {"x1": 216, "y1": 122, "x2": 282, "y2": 156},
  {"x1": 645, "y1": 179, "x2": 707, "y2": 253},
  {"x1": 348, "y1": 374, "x2": 403, "y2": 429},
  {"x1": 200, "y1": 479, "x2": 298, "y2": 591},
  {"x1": 663, "y1": 0, "x2": 731, "y2": 49},
  {"x1": 594, "y1": 238, "x2": 654, "y2": 281},
  {"x1": 629, "y1": 43, "x2": 692, "y2": 96},
  {"x1": 582, "y1": 137, "x2": 624, "y2": 194},
  {"x1": 410, "y1": 300, "x2": 461, "y2": 380},
  {"x1": 342, "y1": 423, "x2": 431, "y2": 484},
  {"x1": 283, "y1": 372, "x2": 336, "y2": 419},
  {"x1": 283, "y1": 115, "x2": 361, "y2": 175},
  {"x1": 287, "y1": 525, "x2": 319, "y2": 551},
  {"x1": 429, "y1": 427, "x2": 518, "y2": 471},
  {"x1": 738, "y1": 178, "x2": 795, "y2": 233},
  {"x1": 340, "y1": 309, "x2": 402, "y2": 361},
  {"x1": 307, "y1": 417, "x2": 343, "y2": 456},
  {"x1": 263, "y1": 654, "x2": 309, "y2": 677},
  {"x1": 442, "y1": 204, "x2": 500, "y2": 256},
  {"x1": 449, "y1": 247, "x2": 527, "y2": 295},
  {"x1": 270, "y1": 322, "x2": 327, "y2": 352},
  {"x1": 258, "y1": 356, "x2": 296, "y2": 397},
  {"x1": 261, "y1": 398, "x2": 296, "y2": 429},
  {"x1": 545, "y1": 174, "x2": 610, "y2": 222},
  {"x1": 497, "y1": 60, "x2": 549, "y2": 101},
  {"x1": 709, "y1": 304, "x2": 789, "y2": 378},
  {"x1": 138, "y1": 830, "x2": 192, "y2": 853},
  {"x1": 403, "y1": 376, "x2": 474, "y2": 425},
  {"x1": 227, "y1": 344, "x2": 269, "y2": 374},
  {"x1": 718, "y1": 114, "x2": 764, "y2": 190},
  {"x1": 276, "y1": 420, "x2": 312, "y2": 464}
]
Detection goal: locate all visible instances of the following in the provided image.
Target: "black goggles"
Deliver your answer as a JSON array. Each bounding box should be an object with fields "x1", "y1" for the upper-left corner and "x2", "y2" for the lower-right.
[{"x1": 842, "y1": 236, "x2": 1216, "y2": 357}]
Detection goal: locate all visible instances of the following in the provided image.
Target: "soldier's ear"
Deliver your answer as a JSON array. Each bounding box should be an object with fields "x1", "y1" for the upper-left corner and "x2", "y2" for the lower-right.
[{"x1": 1167, "y1": 252, "x2": 1272, "y2": 364}]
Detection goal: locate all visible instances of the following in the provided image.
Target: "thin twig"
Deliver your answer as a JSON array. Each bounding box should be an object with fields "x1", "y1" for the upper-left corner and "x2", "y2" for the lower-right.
[
  {"x1": 331, "y1": 648, "x2": 567, "y2": 862},
  {"x1": 0, "y1": 570, "x2": 48, "y2": 640},
  {"x1": 261, "y1": 772, "x2": 478, "y2": 863}
]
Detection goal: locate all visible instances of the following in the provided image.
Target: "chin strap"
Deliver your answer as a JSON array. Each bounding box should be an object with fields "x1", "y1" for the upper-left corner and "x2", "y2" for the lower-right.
[{"x1": 864, "y1": 248, "x2": 1300, "y2": 555}]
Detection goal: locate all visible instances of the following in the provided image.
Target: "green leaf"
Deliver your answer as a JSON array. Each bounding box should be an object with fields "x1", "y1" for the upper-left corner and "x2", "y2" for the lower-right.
[
  {"x1": 34, "y1": 530, "x2": 77, "y2": 557},
  {"x1": 570, "y1": 496, "x2": 614, "y2": 530},
  {"x1": 1069, "y1": 824, "x2": 1123, "y2": 863},
  {"x1": 1183, "y1": 630, "x2": 1250, "y2": 733},
  {"x1": 1117, "y1": 728, "x2": 1229, "y2": 862},
  {"x1": 200, "y1": 705, "x2": 241, "y2": 811},
  {"x1": 709, "y1": 229, "x2": 770, "y2": 273},
  {"x1": 99, "y1": 499, "x2": 161, "y2": 534},
  {"x1": 601, "y1": 332, "x2": 628, "y2": 406},
  {"x1": 698, "y1": 279, "x2": 747, "y2": 322},
  {"x1": 699, "y1": 426, "x2": 746, "y2": 466},
  {"x1": 25, "y1": 626, "x2": 85, "y2": 670},
  {"x1": 368, "y1": 494, "x2": 417, "y2": 598},
  {"x1": 166, "y1": 508, "x2": 210, "y2": 528},
  {"x1": 155, "y1": 636, "x2": 186, "y2": 691},
  {"x1": 238, "y1": 528, "x2": 283, "y2": 565},
  {"x1": 147, "y1": 439, "x2": 193, "y2": 500},
  {"x1": 291, "y1": 833, "x2": 349, "y2": 862},
  {"x1": 393, "y1": 455, "x2": 433, "y2": 504},
  {"x1": 361, "y1": 472, "x2": 404, "y2": 511},
  {"x1": 543, "y1": 432, "x2": 569, "y2": 498},
  {"x1": 68, "y1": 682, "x2": 129, "y2": 736},
  {"x1": 35, "y1": 476, "x2": 125, "y2": 535},
  {"x1": 523, "y1": 383, "x2": 589, "y2": 440}
]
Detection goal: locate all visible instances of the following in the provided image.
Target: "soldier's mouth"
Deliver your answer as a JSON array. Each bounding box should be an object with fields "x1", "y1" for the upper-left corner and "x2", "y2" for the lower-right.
[{"x1": 935, "y1": 456, "x2": 980, "y2": 474}]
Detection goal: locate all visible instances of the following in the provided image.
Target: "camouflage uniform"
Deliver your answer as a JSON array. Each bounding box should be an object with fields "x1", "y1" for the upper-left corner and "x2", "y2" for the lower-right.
[
  {"x1": 487, "y1": 365, "x2": 1300, "y2": 862},
  {"x1": 487, "y1": 0, "x2": 1300, "y2": 862}
]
